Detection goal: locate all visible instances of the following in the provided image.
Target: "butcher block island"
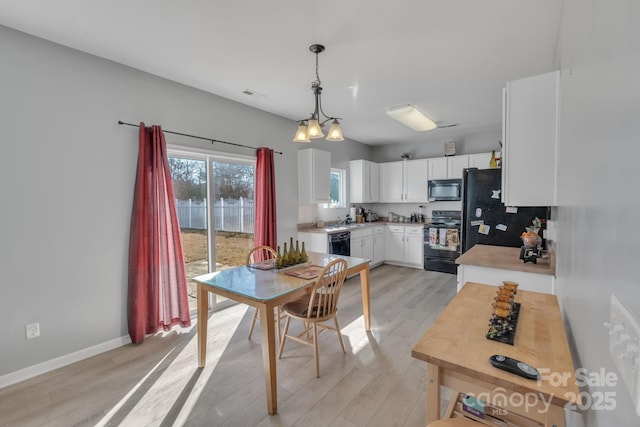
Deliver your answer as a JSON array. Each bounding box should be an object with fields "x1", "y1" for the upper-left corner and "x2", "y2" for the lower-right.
[
  {"x1": 411, "y1": 282, "x2": 578, "y2": 426},
  {"x1": 456, "y1": 244, "x2": 556, "y2": 294}
]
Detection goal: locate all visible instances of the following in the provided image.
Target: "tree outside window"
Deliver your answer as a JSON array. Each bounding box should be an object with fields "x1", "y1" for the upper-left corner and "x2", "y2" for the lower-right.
[{"x1": 328, "y1": 168, "x2": 345, "y2": 208}]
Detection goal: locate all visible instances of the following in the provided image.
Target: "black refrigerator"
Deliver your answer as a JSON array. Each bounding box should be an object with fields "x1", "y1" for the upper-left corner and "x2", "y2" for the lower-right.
[{"x1": 461, "y1": 168, "x2": 548, "y2": 253}]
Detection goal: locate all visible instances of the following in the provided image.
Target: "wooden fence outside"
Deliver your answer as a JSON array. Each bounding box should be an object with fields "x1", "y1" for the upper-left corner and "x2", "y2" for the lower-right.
[{"x1": 175, "y1": 198, "x2": 254, "y2": 233}]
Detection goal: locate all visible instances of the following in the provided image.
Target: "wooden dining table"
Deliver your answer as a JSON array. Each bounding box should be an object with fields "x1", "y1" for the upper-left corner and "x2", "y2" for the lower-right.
[
  {"x1": 193, "y1": 252, "x2": 371, "y2": 415},
  {"x1": 412, "y1": 282, "x2": 578, "y2": 427}
]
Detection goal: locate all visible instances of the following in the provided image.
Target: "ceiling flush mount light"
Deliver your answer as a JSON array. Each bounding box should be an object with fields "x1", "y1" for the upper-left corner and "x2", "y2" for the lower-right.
[
  {"x1": 293, "y1": 44, "x2": 344, "y2": 143},
  {"x1": 386, "y1": 104, "x2": 437, "y2": 132}
]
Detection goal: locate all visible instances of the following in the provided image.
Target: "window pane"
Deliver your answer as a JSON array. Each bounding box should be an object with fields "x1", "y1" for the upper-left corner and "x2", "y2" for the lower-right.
[
  {"x1": 212, "y1": 160, "x2": 255, "y2": 272},
  {"x1": 327, "y1": 168, "x2": 345, "y2": 208},
  {"x1": 330, "y1": 171, "x2": 340, "y2": 205},
  {"x1": 169, "y1": 156, "x2": 208, "y2": 313}
]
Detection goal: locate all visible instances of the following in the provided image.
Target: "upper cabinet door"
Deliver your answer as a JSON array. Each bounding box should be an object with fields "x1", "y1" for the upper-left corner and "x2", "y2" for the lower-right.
[
  {"x1": 404, "y1": 159, "x2": 429, "y2": 202},
  {"x1": 446, "y1": 155, "x2": 470, "y2": 179},
  {"x1": 378, "y1": 161, "x2": 404, "y2": 203},
  {"x1": 503, "y1": 71, "x2": 559, "y2": 206},
  {"x1": 427, "y1": 157, "x2": 448, "y2": 180},
  {"x1": 298, "y1": 148, "x2": 331, "y2": 204},
  {"x1": 468, "y1": 152, "x2": 494, "y2": 170},
  {"x1": 350, "y1": 160, "x2": 379, "y2": 203},
  {"x1": 379, "y1": 159, "x2": 428, "y2": 203},
  {"x1": 428, "y1": 155, "x2": 473, "y2": 179},
  {"x1": 369, "y1": 162, "x2": 379, "y2": 202}
]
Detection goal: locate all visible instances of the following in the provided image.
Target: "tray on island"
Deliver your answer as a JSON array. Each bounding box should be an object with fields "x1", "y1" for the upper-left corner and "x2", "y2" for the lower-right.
[{"x1": 486, "y1": 302, "x2": 521, "y2": 345}]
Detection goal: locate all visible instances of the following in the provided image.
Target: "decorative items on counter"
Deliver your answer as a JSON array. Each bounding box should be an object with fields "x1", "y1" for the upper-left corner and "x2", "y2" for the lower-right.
[
  {"x1": 486, "y1": 281, "x2": 521, "y2": 345},
  {"x1": 520, "y1": 217, "x2": 543, "y2": 247},
  {"x1": 520, "y1": 217, "x2": 543, "y2": 264},
  {"x1": 276, "y1": 237, "x2": 308, "y2": 269}
]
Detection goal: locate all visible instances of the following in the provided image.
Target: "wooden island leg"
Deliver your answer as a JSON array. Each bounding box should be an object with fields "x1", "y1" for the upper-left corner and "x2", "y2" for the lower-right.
[
  {"x1": 545, "y1": 403, "x2": 567, "y2": 427},
  {"x1": 426, "y1": 363, "x2": 441, "y2": 423}
]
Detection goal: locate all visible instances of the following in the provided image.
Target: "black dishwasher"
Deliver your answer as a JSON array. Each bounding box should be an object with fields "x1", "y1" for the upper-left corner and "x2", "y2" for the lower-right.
[{"x1": 328, "y1": 232, "x2": 350, "y2": 256}]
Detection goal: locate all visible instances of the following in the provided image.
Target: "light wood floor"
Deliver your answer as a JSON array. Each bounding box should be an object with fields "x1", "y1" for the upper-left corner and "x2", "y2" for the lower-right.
[{"x1": 0, "y1": 265, "x2": 456, "y2": 427}]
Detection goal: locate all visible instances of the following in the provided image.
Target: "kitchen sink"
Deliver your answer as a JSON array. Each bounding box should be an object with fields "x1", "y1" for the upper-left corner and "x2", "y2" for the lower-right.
[{"x1": 323, "y1": 223, "x2": 374, "y2": 231}]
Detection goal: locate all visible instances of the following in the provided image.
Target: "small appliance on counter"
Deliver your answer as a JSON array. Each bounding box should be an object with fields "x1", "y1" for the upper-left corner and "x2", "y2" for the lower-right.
[
  {"x1": 365, "y1": 210, "x2": 378, "y2": 222},
  {"x1": 355, "y1": 205, "x2": 365, "y2": 223}
]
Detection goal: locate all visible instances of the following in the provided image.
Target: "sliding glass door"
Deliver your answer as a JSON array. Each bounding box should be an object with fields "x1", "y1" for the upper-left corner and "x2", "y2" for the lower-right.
[{"x1": 169, "y1": 150, "x2": 256, "y2": 312}]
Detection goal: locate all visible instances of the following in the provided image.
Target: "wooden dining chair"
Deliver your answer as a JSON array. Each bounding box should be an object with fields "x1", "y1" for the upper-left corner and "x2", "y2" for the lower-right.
[
  {"x1": 246, "y1": 245, "x2": 280, "y2": 341},
  {"x1": 277, "y1": 258, "x2": 348, "y2": 378}
]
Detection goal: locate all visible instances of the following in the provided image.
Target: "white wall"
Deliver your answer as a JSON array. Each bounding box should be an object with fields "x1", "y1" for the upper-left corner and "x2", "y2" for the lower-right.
[
  {"x1": 555, "y1": 0, "x2": 640, "y2": 425},
  {"x1": 0, "y1": 25, "x2": 370, "y2": 381}
]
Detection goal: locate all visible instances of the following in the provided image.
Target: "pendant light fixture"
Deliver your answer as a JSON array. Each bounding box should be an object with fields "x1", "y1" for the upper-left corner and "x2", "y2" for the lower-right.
[{"x1": 293, "y1": 44, "x2": 344, "y2": 143}]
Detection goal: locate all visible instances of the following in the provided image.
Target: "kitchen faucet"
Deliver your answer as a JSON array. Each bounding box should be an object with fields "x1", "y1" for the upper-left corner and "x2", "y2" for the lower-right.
[{"x1": 338, "y1": 215, "x2": 352, "y2": 225}]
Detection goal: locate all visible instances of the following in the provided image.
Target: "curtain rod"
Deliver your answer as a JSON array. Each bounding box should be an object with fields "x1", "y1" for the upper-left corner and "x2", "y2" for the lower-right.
[{"x1": 117, "y1": 121, "x2": 283, "y2": 155}]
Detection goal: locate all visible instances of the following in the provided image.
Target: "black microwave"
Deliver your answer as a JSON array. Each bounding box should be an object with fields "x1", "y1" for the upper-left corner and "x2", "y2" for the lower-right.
[{"x1": 428, "y1": 179, "x2": 462, "y2": 201}]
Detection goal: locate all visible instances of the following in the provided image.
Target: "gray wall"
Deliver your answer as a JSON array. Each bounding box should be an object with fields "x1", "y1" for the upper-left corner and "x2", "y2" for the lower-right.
[
  {"x1": 0, "y1": 25, "x2": 369, "y2": 379},
  {"x1": 554, "y1": 0, "x2": 640, "y2": 425},
  {"x1": 372, "y1": 128, "x2": 501, "y2": 163}
]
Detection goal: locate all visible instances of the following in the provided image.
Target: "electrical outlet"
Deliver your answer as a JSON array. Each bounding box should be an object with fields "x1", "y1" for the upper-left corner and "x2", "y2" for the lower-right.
[
  {"x1": 608, "y1": 295, "x2": 640, "y2": 416},
  {"x1": 25, "y1": 322, "x2": 40, "y2": 340}
]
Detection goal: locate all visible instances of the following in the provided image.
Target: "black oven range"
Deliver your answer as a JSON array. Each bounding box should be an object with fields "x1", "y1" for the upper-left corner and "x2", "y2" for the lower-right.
[{"x1": 423, "y1": 210, "x2": 461, "y2": 274}]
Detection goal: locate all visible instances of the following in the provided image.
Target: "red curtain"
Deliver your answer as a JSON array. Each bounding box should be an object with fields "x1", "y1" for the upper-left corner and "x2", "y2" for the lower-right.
[
  {"x1": 255, "y1": 147, "x2": 277, "y2": 250},
  {"x1": 128, "y1": 123, "x2": 191, "y2": 344}
]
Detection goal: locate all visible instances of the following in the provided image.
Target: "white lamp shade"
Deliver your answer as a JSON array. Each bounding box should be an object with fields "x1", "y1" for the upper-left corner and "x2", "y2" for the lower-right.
[
  {"x1": 326, "y1": 119, "x2": 344, "y2": 141},
  {"x1": 293, "y1": 123, "x2": 311, "y2": 143},
  {"x1": 306, "y1": 118, "x2": 324, "y2": 139},
  {"x1": 386, "y1": 105, "x2": 437, "y2": 131}
]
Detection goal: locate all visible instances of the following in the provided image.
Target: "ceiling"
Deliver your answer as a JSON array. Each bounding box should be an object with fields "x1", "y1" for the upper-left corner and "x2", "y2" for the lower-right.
[{"x1": 0, "y1": 0, "x2": 562, "y2": 146}]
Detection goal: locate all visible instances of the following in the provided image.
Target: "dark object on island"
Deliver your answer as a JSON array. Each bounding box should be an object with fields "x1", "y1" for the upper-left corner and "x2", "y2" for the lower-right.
[
  {"x1": 519, "y1": 245, "x2": 541, "y2": 263},
  {"x1": 486, "y1": 302, "x2": 521, "y2": 345}
]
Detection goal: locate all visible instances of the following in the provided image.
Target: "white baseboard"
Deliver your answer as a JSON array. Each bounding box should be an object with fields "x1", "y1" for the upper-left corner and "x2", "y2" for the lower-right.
[{"x1": 0, "y1": 335, "x2": 132, "y2": 389}]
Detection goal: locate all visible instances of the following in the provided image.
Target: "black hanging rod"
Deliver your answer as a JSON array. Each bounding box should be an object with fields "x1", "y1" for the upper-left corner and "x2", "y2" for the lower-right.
[{"x1": 117, "y1": 121, "x2": 283, "y2": 155}]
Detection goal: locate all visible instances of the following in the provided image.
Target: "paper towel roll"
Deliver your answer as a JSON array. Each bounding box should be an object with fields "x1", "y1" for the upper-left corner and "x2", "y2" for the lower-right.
[{"x1": 349, "y1": 207, "x2": 356, "y2": 219}]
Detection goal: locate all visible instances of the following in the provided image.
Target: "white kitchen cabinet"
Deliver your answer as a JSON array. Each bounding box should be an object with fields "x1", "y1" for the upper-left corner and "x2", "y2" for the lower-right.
[
  {"x1": 379, "y1": 159, "x2": 429, "y2": 203},
  {"x1": 468, "y1": 152, "x2": 494, "y2": 170},
  {"x1": 350, "y1": 159, "x2": 379, "y2": 203},
  {"x1": 351, "y1": 227, "x2": 374, "y2": 263},
  {"x1": 372, "y1": 225, "x2": 385, "y2": 266},
  {"x1": 502, "y1": 70, "x2": 559, "y2": 206},
  {"x1": 446, "y1": 155, "x2": 470, "y2": 179},
  {"x1": 428, "y1": 155, "x2": 474, "y2": 179},
  {"x1": 378, "y1": 161, "x2": 404, "y2": 203},
  {"x1": 404, "y1": 159, "x2": 429, "y2": 202},
  {"x1": 351, "y1": 225, "x2": 384, "y2": 267},
  {"x1": 427, "y1": 157, "x2": 448, "y2": 180},
  {"x1": 384, "y1": 224, "x2": 423, "y2": 269},
  {"x1": 298, "y1": 148, "x2": 331, "y2": 204},
  {"x1": 384, "y1": 225, "x2": 405, "y2": 263}
]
